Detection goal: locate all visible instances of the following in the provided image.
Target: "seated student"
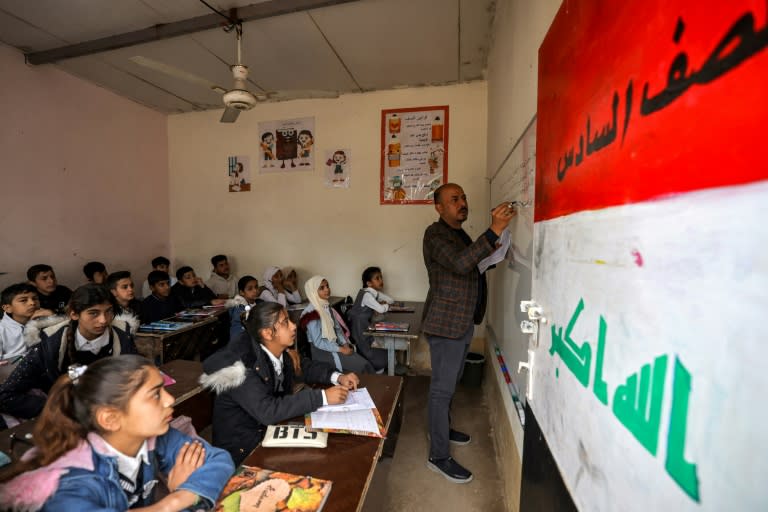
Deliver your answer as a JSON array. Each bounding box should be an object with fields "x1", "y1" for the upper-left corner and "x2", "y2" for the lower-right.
[
  {"x1": 299, "y1": 276, "x2": 374, "y2": 374},
  {"x1": 281, "y1": 266, "x2": 303, "y2": 304},
  {"x1": 171, "y1": 266, "x2": 224, "y2": 309},
  {"x1": 225, "y1": 275, "x2": 264, "y2": 340},
  {"x1": 82, "y1": 261, "x2": 108, "y2": 285},
  {"x1": 27, "y1": 264, "x2": 72, "y2": 314},
  {"x1": 259, "y1": 266, "x2": 289, "y2": 306},
  {"x1": 346, "y1": 266, "x2": 395, "y2": 373},
  {"x1": 140, "y1": 270, "x2": 183, "y2": 324},
  {"x1": 201, "y1": 301, "x2": 359, "y2": 465},
  {"x1": 106, "y1": 271, "x2": 141, "y2": 317},
  {"x1": 1, "y1": 283, "x2": 57, "y2": 362},
  {"x1": 0, "y1": 355, "x2": 234, "y2": 511},
  {"x1": 206, "y1": 254, "x2": 238, "y2": 299},
  {"x1": 0, "y1": 284, "x2": 137, "y2": 421},
  {"x1": 140, "y1": 256, "x2": 178, "y2": 299}
]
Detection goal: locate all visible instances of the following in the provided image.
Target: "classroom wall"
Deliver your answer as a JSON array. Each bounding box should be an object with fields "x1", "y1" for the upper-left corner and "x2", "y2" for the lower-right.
[
  {"x1": 484, "y1": 1, "x2": 562, "y2": 510},
  {"x1": 167, "y1": 82, "x2": 488, "y2": 302},
  {"x1": 0, "y1": 43, "x2": 169, "y2": 291}
]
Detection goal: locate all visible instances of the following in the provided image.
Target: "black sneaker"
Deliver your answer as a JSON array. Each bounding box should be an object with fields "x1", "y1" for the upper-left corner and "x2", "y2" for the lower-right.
[
  {"x1": 426, "y1": 456, "x2": 473, "y2": 483},
  {"x1": 449, "y1": 429, "x2": 471, "y2": 445}
]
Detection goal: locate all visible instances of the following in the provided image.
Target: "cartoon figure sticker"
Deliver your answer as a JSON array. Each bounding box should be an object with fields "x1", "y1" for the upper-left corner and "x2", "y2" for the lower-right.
[
  {"x1": 324, "y1": 148, "x2": 351, "y2": 188},
  {"x1": 258, "y1": 117, "x2": 315, "y2": 173}
]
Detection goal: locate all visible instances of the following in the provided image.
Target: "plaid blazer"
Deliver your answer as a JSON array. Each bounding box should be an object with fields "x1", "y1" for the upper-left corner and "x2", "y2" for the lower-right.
[{"x1": 422, "y1": 218, "x2": 496, "y2": 339}]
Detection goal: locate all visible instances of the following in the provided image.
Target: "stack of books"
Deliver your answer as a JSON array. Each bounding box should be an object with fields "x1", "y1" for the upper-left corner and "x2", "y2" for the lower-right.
[
  {"x1": 370, "y1": 321, "x2": 410, "y2": 332},
  {"x1": 137, "y1": 321, "x2": 188, "y2": 333}
]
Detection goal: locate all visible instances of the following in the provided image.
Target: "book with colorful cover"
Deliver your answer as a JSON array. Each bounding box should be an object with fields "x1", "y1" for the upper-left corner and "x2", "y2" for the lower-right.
[
  {"x1": 370, "y1": 321, "x2": 410, "y2": 332},
  {"x1": 304, "y1": 406, "x2": 387, "y2": 438},
  {"x1": 215, "y1": 465, "x2": 332, "y2": 512}
]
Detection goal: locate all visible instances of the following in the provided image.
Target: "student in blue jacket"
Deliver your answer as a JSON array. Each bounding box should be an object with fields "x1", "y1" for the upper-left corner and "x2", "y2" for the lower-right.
[{"x1": 0, "y1": 355, "x2": 234, "y2": 511}]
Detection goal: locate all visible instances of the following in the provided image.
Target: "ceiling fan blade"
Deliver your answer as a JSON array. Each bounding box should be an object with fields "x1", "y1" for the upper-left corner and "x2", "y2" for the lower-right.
[
  {"x1": 263, "y1": 89, "x2": 340, "y2": 101},
  {"x1": 220, "y1": 107, "x2": 241, "y2": 123},
  {"x1": 129, "y1": 56, "x2": 226, "y2": 93}
]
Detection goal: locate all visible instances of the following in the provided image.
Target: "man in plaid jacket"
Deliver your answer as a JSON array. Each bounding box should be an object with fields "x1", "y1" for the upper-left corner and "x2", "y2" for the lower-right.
[{"x1": 422, "y1": 183, "x2": 514, "y2": 483}]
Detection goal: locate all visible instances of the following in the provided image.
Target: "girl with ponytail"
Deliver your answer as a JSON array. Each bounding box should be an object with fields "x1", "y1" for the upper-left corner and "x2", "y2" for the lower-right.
[
  {"x1": 0, "y1": 284, "x2": 138, "y2": 421},
  {"x1": 0, "y1": 355, "x2": 234, "y2": 511}
]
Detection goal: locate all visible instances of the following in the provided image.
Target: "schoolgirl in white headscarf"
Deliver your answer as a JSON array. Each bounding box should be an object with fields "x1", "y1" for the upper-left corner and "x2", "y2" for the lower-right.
[
  {"x1": 259, "y1": 266, "x2": 287, "y2": 306},
  {"x1": 299, "y1": 276, "x2": 373, "y2": 374}
]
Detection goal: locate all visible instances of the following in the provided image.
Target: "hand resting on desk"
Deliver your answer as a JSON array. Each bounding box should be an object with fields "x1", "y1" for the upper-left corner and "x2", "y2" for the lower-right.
[
  {"x1": 325, "y1": 385, "x2": 350, "y2": 404},
  {"x1": 338, "y1": 373, "x2": 359, "y2": 390}
]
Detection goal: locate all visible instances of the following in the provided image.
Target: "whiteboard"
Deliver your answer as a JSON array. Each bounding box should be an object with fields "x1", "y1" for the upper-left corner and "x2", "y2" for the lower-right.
[{"x1": 487, "y1": 116, "x2": 536, "y2": 433}]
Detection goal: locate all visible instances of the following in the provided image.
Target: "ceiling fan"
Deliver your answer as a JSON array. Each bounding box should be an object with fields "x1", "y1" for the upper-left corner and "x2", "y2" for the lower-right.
[{"x1": 130, "y1": 25, "x2": 338, "y2": 123}]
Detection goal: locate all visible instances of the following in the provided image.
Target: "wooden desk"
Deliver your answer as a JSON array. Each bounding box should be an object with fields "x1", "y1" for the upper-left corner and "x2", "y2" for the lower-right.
[
  {"x1": 240, "y1": 374, "x2": 403, "y2": 512},
  {"x1": 368, "y1": 301, "x2": 424, "y2": 376},
  {"x1": 161, "y1": 359, "x2": 212, "y2": 433},
  {"x1": 134, "y1": 311, "x2": 225, "y2": 364}
]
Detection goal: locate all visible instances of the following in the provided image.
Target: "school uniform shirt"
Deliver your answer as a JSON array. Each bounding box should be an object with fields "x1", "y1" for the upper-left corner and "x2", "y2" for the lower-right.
[
  {"x1": 37, "y1": 285, "x2": 72, "y2": 314},
  {"x1": 0, "y1": 314, "x2": 26, "y2": 360},
  {"x1": 206, "y1": 273, "x2": 238, "y2": 298},
  {"x1": 259, "y1": 344, "x2": 340, "y2": 402},
  {"x1": 259, "y1": 288, "x2": 287, "y2": 307},
  {"x1": 140, "y1": 277, "x2": 178, "y2": 299},
  {"x1": 285, "y1": 289, "x2": 302, "y2": 304},
  {"x1": 360, "y1": 287, "x2": 395, "y2": 314},
  {"x1": 103, "y1": 439, "x2": 151, "y2": 507},
  {"x1": 74, "y1": 328, "x2": 110, "y2": 354}
]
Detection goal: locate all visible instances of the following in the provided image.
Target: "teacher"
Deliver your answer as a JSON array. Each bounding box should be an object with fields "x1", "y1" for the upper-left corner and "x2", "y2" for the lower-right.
[{"x1": 422, "y1": 183, "x2": 514, "y2": 483}]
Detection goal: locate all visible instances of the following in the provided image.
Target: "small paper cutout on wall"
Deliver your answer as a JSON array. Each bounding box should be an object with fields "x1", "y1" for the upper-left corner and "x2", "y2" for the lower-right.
[
  {"x1": 325, "y1": 148, "x2": 351, "y2": 188},
  {"x1": 227, "y1": 155, "x2": 251, "y2": 192}
]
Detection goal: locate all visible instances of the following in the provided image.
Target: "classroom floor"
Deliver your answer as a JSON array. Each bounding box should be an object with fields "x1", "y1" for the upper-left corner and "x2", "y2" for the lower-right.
[{"x1": 362, "y1": 375, "x2": 508, "y2": 511}]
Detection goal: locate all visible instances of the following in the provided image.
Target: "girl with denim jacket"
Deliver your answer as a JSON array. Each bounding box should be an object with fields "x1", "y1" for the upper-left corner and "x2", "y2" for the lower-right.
[{"x1": 0, "y1": 355, "x2": 234, "y2": 511}]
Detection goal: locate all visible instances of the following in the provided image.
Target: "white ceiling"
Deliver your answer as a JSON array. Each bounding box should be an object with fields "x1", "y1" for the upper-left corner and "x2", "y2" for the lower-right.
[{"x1": 0, "y1": 0, "x2": 496, "y2": 113}]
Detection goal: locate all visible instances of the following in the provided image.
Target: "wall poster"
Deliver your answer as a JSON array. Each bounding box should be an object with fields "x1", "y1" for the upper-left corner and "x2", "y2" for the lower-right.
[
  {"x1": 227, "y1": 155, "x2": 251, "y2": 192},
  {"x1": 380, "y1": 105, "x2": 448, "y2": 204},
  {"x1": 258, "y1": 117, "x2": 315, "y2": 173},
  {"x1": 324, "y1": 148, "x2": 351, "y2": 188}
]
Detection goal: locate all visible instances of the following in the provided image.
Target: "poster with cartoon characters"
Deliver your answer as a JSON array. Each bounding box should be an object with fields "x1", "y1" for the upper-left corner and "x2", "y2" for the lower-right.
[
  {"x1": 258, "y1": 117, "x2": 315, "y2": 173},
  {"x1": 380, "y1": 106, "x2": 448, "y2": 204},
  {"x1": 324, "y1": 148, "x2": 351, "y2": 188},
  {"x1": 227, "y1": 155, "x2": 251, "y2": 192}
]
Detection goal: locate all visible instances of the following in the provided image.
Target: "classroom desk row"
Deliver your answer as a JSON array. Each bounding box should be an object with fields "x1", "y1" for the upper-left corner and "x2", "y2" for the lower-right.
[
  {"x1": 133, "y1": 308, "x2": 228, "y2": 364},
  {"x1": 368, "y1": 301, "x2": 424, "y2": 376}
]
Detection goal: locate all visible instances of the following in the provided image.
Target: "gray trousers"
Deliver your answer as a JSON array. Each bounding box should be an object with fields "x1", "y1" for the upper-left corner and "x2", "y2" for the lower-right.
[{"x1": 427, "y1": 325, "x2": 473, "y2": 459}]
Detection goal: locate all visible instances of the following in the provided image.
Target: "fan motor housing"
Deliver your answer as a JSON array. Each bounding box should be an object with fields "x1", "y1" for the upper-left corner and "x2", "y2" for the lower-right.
[{"x1": 223, "y1": 89, "x2": 256, "y2": 111}]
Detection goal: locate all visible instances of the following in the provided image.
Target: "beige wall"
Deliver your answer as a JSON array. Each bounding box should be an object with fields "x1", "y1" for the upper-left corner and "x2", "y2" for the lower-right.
[
  {"x1": 168, "y1": 82, "x2": 488, "y2": 301},
  {"x1": 0, "y1": 43, "x2": 169, "y2": 291},
  {"x1": 485, "y1": 1, "x2": 562, "y2": 510}
]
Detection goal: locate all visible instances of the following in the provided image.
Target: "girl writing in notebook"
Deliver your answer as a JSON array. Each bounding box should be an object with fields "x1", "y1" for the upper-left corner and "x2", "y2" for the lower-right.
[
  {"x1": 201, "y1": 302, "x2": 359, "y2": 464},
  {"x1": 300, "y1": 276, "x2": 374, "y2": 374},
  {"x1": 0, "y1": 355, "x2": 234, "y2": 511}
]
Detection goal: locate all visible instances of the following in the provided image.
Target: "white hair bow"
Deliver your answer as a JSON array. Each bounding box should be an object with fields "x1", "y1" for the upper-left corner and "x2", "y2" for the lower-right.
[{"x1": 68, "y1": 364, "x2": 88, "y2": 384}]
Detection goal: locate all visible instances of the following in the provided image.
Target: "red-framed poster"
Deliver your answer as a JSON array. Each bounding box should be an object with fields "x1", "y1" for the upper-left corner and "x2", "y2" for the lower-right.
[{"x1": 380, "y1": 105, "x2": 449, "y2": 204}]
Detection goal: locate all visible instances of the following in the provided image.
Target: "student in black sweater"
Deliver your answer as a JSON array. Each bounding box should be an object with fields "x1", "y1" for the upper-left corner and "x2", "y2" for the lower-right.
[
  {"x1": 140, "y1": 271, "x2": 183, "y2": 324},
  {"x1": 27, "y1": 264, "x2": 72, "y2": 315},
  {"x1": 171, "y1": 266, "x2": 223, "y2": 309}
]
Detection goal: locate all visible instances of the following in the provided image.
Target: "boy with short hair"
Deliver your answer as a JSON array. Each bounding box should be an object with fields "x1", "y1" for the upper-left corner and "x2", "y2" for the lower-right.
[
  {"x1": 27, "y1": 264, "x2": 72, "y2": 314},
  {"x1": 206, "y1": 254, "x2": 238, "y2": 299},
  {"x1": 140, "y1": 270, "x2": 183, "y2": 324},
  {"x1": 346, "y1": 266, "x2": 397, "y2": 373},
  {"x1": 82, "y1": 261, "x2": 108, "y2": 284},
  {"x1": 140, "y1": 256, "x2": 178, "y2": 298},
  {"x1": 171, "y1": 266, "x2": 222, "y2": 309},
  {"x1": 0, "y1": 283, "x2": 56, "y2": 361},
  {"x1": 106, "y1": 271, "x2": 140, "y2": 316}
]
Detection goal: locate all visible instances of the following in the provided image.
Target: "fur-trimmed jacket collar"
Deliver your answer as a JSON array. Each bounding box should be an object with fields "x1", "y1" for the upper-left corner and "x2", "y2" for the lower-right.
[
  {"x1": 23, "y1": 313, "x2": 139, "y2": 349},
  {"x1": 199, "y1": 332, "x2": 261, "y2": 394}
]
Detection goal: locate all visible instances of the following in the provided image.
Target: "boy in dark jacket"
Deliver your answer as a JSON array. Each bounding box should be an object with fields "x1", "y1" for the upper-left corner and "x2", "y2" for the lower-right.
[{"x1": 200, "y1": 301, "x2": 358, "y2": 464}]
